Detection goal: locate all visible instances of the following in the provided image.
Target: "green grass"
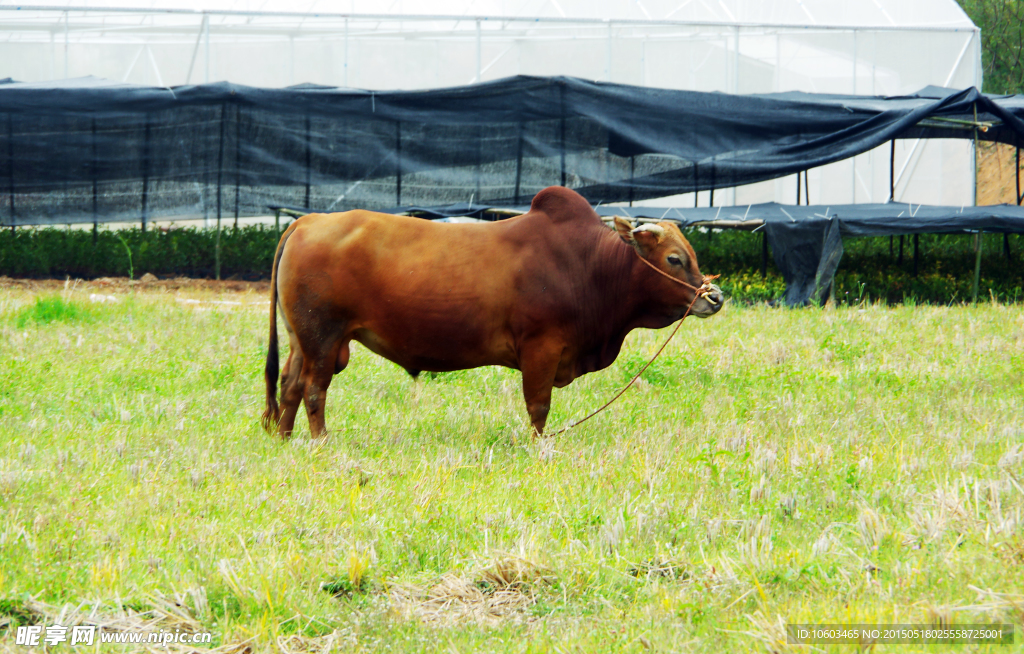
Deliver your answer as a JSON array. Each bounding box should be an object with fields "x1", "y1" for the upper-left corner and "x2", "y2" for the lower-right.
[
  {"x1": 13, "y1": 295, "x2": 96, "y2": 328},
  {"x1": 0, "y1": 288, "x2": 1022, "y2": 652}
]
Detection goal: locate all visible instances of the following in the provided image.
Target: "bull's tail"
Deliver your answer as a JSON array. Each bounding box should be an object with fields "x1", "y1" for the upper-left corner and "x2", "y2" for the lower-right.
[{"x1": 262, "y1": 222, "x2": 298, "y2": 433}]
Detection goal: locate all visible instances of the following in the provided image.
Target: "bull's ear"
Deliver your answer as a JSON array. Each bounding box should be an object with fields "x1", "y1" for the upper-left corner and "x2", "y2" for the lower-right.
[
  {"x1": 612, "y1": 216, "x2": 635, "y2": 244},
  {"x1": 630, "y1": 223, "x2": 665, "y2": 252}
]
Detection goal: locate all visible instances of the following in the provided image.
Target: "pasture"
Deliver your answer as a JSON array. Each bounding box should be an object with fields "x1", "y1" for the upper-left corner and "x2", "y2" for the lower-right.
[{"x1": 1, "y1": 282, "x2": 1022, "y2": 652}]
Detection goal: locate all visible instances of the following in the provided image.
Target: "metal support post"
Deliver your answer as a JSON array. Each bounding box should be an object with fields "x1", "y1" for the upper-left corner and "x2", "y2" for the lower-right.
[
  {"x1": 305, "y1": 115, "x2": 312, "y2": 209},
  {"x1": 475, "y1": 19, "x2": 481, "y2": 83},
  {"x1": 234, "y1": 105, "x2": 241, "y2": 228},
  {"x1": 7, "y1": 114, "x2": 15, "y2": 233},
  {"x1": 203, "y1": 109, "x2": 210, "y2": 230},
  {"x1": 204, "y1": 14, "x2": 210, "y2": 83},
  {"x1": 475, "y1": 125, "x2": 482, "y2": 202},
  {"x1": 889, "y1": 139, "x2": 895, "y2": 201},
  {"x1": 1012, "y1": 147, "x2": 1021, "y2": 262},
  {"x1": 973, "y1": 103, "x2": 979, "y2": 207},
  {"x1": 628, "y1": 155, "x2": 635, "y2": 207},
  {"x1": 141, "y1": 116, "x2": 150, "y2": 233},
  {"x1": 216, "y1": 104, "x2": 225, "y2": 280},
  {"x1": 693, "y1": 162, "x2": 698, "y2": 208},
  {"x1": 972, "y1": 231, "x2": 982, "y2": 303},
  {"x1": 709, "y1": 162, "x2": 715, "y2": 207},
  {"x1": 606, "y1": 22, "x2": 613, "y2": 82},
  {"x1": 761, "y1": 231, "x2": 768, "y2": 279},
  {"x1": 559, "y1": 83, "x2": 566, "y2": 188},
  {"x1": 63, "y1": 11, "x2": 69, "y2": 78},
  {"x1": 972, "y1": 105, "x2": 981, "y2": 301},
  {"x1": 92, "y1": 118, "x2": 98, "y2": 245},
  {"x1": 394, "y1": 120, "x2": 401, "y2": 206},
  {"x1": 513, "y1": 122, "x2": 523, "y2": 203},
  {"x1": 913, "y1": 233, "x2": 919, "y2": 276}
]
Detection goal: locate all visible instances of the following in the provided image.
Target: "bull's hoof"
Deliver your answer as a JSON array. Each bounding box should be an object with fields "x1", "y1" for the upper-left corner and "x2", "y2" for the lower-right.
[
  {"x1": 311, "y1": 430, "x2": 332, "y2": 448},
  {"x1": 537, "y1": 437, "x2": 558, "y2": 461},
  {"x1": 510, "y1": 427, "x2": 543, "y2": 447}
]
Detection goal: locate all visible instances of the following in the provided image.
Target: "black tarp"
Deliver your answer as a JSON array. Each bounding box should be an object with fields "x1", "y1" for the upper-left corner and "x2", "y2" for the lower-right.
[
  {"x1": 686, "y1": 202, "x2": 1024, "y2": 305},
  {"x1": 2, "y1": 75, "x2": 1024, "y2": 227},
  {"x1": 391, "y1": 201, "x2": 1024, "y2": 306}
]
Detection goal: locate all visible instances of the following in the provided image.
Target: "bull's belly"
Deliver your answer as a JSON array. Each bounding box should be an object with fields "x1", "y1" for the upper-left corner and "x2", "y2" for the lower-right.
[{"x1": 350, "y1": 323, "x2": 517, "y2": 373}]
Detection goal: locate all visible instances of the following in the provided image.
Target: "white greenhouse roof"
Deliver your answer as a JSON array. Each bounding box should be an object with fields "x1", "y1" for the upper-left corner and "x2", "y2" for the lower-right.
[{"x1": 0, "y1": 0, "x2": 976, "y2": 29}]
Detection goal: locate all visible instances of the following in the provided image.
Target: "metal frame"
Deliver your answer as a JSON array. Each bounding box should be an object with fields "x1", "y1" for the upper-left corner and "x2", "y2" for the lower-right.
[
  {"x1": 6, "y1": 113, "x2": 13, "y2": 233},
  {"x1": 0, "y1": 6, "x2": 983, "y2": 34}
]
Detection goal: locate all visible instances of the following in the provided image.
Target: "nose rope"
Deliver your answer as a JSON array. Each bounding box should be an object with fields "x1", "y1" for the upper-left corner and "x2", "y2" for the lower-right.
[
  {"x1": 542, "y1": 252, "x2": 720, "y2": 438},
  {"x1": 631, "y1": 247, "x2": 720, "y2": 297}
]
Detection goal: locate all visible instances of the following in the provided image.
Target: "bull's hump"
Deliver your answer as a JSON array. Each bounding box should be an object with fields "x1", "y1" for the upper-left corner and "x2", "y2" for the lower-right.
[{"x1": 529, "y1": 187, "x2": 601, "y2": 225}]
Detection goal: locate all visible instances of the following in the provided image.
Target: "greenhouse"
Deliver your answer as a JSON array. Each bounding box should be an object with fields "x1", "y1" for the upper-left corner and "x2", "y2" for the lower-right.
[{"x1": 0, "y1": 0, "x2": 983, "y2": 210}]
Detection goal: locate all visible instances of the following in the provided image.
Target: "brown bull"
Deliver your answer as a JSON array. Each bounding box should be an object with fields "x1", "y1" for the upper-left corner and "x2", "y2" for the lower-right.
[{"x1": 262, "y1": 186, "x2": 723, "y2": 438}]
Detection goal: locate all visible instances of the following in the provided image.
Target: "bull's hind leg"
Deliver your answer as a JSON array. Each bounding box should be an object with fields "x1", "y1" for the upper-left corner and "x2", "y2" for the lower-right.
[
  {"x1": 301, "y1": 339, "x2": 348, "y2": 438},
  {"x1": 276, "y1": 332, "x2": 305, "y2": 438}
]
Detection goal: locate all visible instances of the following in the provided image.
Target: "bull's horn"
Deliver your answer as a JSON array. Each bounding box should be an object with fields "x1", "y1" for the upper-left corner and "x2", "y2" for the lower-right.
[{"x1": 631, "y1": 223, "x2": 665, "y2": 237}]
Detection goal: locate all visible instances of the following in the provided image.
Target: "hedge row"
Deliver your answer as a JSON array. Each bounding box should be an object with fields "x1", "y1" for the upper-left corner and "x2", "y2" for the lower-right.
[
  {"x1": 0, "y1": 225, "x2": 280, "y2": 280},
  {"x1": 694, "y1": 229, "x2": 1024, "y2": 305},
  {"x1": 0, "y1": 224, "x2": 1021, "y2": 304}
]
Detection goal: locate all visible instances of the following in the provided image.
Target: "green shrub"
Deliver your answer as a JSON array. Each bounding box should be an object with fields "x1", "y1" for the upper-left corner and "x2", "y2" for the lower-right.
[
  {"x1": 831, "y1": 232, "x2": 1024, "y2": 305},
  {"x1": 0, "y1": 224, "x2": 283, "y2": 280},
  {"x1": 685, "y1": 228, "x2": 1023, "y2": 305},
  {"x1": 13, "y1": 296, "x2": 95, "y2": 327}
]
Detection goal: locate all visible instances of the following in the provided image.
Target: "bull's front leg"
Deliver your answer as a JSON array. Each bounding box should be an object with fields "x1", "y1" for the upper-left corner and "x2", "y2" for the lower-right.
[{"x1": 518, "y1": 340, "x2": 563, "y2": 437}]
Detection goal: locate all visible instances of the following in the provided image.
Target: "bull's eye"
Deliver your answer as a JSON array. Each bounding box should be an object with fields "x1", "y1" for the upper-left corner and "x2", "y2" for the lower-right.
[{"x1": 666, "y1": 255, "x2": 683, "y2": 266}]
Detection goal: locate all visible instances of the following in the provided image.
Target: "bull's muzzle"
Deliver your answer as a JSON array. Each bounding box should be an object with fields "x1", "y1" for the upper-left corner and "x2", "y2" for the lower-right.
[{"x1": 694, "y1": 283, "x2": 724, "y2": 317}]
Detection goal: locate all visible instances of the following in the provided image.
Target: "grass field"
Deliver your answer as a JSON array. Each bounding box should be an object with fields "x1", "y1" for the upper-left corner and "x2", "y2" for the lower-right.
[{"x1": 1, "y1": 284, "x2": 1023, "y2": 652}]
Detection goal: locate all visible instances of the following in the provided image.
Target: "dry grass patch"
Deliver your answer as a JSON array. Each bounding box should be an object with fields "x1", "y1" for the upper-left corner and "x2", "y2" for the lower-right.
[{"x1": 387, "y1": 555, "x2": 554, "y2": 627}]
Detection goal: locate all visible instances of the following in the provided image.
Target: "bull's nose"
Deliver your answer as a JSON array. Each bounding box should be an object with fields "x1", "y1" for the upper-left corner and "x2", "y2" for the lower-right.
[
  {"x1": 707, "y1": 285, "x2": 723, "y2": 307},
  {"x1": 700, "y1": 284, "x2": 724, "y2": 313}
]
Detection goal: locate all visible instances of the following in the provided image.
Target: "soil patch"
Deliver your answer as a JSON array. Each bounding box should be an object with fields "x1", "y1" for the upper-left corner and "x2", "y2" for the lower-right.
[{"x1": 0, "y1": 276, "x2": 270, "y2": 294}]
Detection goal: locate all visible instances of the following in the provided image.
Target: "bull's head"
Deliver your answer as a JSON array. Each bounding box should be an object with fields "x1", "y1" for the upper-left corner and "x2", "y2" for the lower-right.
[{"x1": 613, "y1": 217, "x2": 724, "y2": 319}]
